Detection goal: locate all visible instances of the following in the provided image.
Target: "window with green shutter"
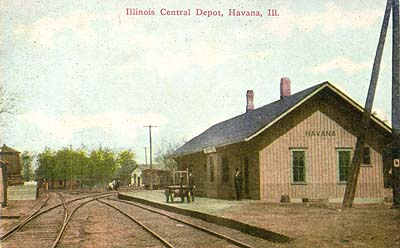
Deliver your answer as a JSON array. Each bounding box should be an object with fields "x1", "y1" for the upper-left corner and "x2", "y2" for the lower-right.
[
  {"x1": 338, "y1": 150, "x2": 351, "y2": 182},
  {"x1": 291, "y1": 150, "x2": 306, "y2": 183}
]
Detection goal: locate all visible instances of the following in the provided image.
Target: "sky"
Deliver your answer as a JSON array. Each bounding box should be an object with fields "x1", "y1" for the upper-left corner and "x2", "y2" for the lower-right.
[{"x1": 0, "y1": 0, "x2": 395, "y2": 164}]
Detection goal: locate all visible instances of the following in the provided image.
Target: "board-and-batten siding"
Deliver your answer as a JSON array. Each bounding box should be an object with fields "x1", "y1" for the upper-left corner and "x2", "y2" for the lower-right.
[{"x1": 260, "y1": 110, "x2": 384, "y2": 202}]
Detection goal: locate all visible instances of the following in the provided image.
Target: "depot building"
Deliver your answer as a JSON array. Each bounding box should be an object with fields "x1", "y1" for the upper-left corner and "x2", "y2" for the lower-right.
[{"x1": 172, "y1": 79, "x2": 392, "y2": 203}]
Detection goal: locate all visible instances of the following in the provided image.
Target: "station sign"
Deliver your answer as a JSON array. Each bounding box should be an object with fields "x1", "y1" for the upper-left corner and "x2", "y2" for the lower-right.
[
  {"x1": 203, "y1": 146, "x2": 216, "y2": 154},
  {"x1": 304, "y1": 130, "x2": 336, "y2": 137}
]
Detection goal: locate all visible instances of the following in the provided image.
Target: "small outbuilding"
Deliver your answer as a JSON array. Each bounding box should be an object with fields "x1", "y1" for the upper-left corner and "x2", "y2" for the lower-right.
[
  {"x1": 0, "y1": 144, "x2": 23, "y2": 186},
  {"x1": 130, "y1": 165, "x2": 145, "y2": 187},
  {"x1": 172, "y1": 79, "x2": 392, "y2": 203}
]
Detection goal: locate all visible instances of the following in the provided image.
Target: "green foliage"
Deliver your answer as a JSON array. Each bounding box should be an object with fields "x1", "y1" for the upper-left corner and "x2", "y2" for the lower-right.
[
  {"x1": 35, "y1": 146, "x2": 136, "y2": 189},
  {"x1": 115, "y1": 150, "x2": 137, "y2": 185}
]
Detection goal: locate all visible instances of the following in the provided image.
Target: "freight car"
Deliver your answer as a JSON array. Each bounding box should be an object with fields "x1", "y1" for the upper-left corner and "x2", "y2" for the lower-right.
[{"x1": 142, "y1": 168, "x2": 170, "y2": 190}]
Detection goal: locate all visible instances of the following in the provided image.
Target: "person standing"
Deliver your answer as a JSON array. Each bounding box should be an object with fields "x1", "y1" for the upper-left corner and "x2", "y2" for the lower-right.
[
  {"x1": 188, "y1": 171, "x2": 195, "y2": 203},
  {"x1": 234, "y1": 167, "x2": 243, "y2": 201}
]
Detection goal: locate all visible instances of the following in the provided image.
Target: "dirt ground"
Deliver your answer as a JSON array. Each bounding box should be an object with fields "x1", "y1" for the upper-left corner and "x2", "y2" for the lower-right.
[
  {"x1": 220, "y1": 202, "x2": 400, "y2": 248},
  {"x1": 1, "y1": 192, "x2": 399, "y2": 248},
  {"x1": 0, "y1": 194, "x2": 46, "y2": 235}
]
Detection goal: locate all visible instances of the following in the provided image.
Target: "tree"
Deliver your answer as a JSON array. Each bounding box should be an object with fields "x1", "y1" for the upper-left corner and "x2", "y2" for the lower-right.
[
  {"x1": 87, "y1": 147, "x2": 116, "y2": 188},
  {"x1": 34, "y1": 146, "x2": 133, "y2": 189},
  {"x1": 115, "y1": 150, "x2": 137, "y2": 186},
  {"x1": 21, "y1": 151, "x2": 34, "y2": 182},
  {"x1": 35, "y1": 148, "x2": 56, "y2": 189},
  {"x1": 102, "y1": 148, "x2": 117, "y2": 182},
  {"x1": 0, "y1": 83, "x2": 16, "y2": 141},
  {"x1": 0, "y1": 84, "x2": 14, "y2": 117},
  {"x1": 155, "y1": 139, "x2": 184, "y2": 171}
]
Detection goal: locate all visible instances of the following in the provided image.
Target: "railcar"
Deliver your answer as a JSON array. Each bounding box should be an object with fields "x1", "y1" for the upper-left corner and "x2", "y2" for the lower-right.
[{"x1": 142, "y1": 168, "x2": 170, "y2": 189}]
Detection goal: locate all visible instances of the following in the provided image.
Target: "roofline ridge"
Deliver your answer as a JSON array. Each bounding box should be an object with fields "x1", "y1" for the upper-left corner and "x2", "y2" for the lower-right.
[
  {"x1": 245, "y1": 81, "x2": 391, "y2": 141},
  {"x1": 205, "y1": 81, "x2": 331, "y2": 127},
  {"x1": 173, "y1": 81, "x2": 330, "y2": 157}
]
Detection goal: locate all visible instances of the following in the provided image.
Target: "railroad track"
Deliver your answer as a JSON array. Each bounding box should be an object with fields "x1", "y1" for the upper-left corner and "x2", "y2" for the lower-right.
[
  {"x1": 0, "y1": 192, "x2": 115, "y2": 247},
  {"x1": 0, "y1": 192, "x2": 53, "y2": 240},
  {"x1": 97, "y1": 198, "x2": 257, "y2": 248}
]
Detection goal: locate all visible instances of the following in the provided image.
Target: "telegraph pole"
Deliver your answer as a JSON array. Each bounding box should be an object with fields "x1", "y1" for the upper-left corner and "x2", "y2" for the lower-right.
[
  {"x1": 144, "y1": 125, "x2": 157, "y2": 190},
  {"x1": 143, "y1": 147, "x2": 148, "y2": 166},
  {"x1": 342, "y1": 0, "x2": 392, "y2": 208},
  {"x1": 69, "y1": 145, "x2": 73, "y2": 191},
  {"x1": 392, "y1": 0, "x2": 400, "y2": 208}
]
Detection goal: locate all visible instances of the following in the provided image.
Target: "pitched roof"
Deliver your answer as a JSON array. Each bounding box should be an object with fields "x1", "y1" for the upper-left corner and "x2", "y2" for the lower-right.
[
  {"x1": 172, "y1": 82, "x2": 391, "y2": 157},
  {"x1": 0, "y1": 144, "x2": 20, "y2": 154}
]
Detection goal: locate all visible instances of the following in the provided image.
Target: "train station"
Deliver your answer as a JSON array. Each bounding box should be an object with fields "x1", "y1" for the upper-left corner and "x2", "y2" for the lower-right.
[{"x1": 172, "y1": 79, "x2": 392, "y2": 203}]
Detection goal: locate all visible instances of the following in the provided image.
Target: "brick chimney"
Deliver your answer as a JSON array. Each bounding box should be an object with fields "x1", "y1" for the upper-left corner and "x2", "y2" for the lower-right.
[
  {"x1": 246, "y1": 90, "x2": 254, "y2": 113},
  {"x1": 280, "y1": 77, "x2": 291, "y2": 99}
]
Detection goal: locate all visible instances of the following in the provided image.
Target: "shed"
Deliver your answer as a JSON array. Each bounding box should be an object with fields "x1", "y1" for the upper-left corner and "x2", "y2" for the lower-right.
[{"x1": 0, "y1": 144, "x2": 23, "y2": 186}]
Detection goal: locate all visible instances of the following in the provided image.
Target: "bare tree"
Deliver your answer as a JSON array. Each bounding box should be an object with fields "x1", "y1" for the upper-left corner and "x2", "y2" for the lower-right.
[
  {"x1": 155, "y1": 139, "x2": 185, "y2": 171},
  {"x1": 0, "y1": 83, "x2": 15, "y2": 117},
  {"x1": 0, "y1": 83, "x2": 16, "y2": 141}
]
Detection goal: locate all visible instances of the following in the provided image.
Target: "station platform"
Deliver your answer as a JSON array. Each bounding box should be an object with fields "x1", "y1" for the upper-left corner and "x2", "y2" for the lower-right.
[{"x1": 118, "y1": 190, "x2": 291, "y2": 243}]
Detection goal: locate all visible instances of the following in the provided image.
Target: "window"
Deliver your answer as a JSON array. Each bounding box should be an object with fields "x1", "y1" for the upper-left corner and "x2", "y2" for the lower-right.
[
  {"x1": 291, "y1": 150, "x2": 306, "y2": 183},
  {"x1": 209, "y1": 156, "x2": 214, "y2": 182},
  {"x1": 222, "y1": 157, "x2": 229, "y2": 183},
  {"x1": 362, "y1": 147, "x2": 371, "y2": 165},
  {"x1": 338, "y1": 149, "x2": 351, "y2": 182}
]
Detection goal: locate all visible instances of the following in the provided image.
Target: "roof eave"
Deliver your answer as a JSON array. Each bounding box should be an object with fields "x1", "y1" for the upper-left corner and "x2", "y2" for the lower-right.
[{"x1": 171, "y1": 139, "x2": 246, "y2": 158}]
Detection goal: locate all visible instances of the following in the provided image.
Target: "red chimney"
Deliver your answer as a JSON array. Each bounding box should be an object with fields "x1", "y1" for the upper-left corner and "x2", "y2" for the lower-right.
[
  {"x1": 280, "y1": 77, "x2": 291, "y2": 99},
  {"x1": 246, "y1": 90, "x2": 254, "y2": 113}
]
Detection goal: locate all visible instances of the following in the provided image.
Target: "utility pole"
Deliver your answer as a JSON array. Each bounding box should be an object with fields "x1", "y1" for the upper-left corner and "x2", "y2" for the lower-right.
[
  {"x1": 44, "y1": 146, "x2": 48, "y2": 191},
  {"x1": 69, "y1": 145, "x2": 73, "y2": 191},
  {"x1": 391, "y1": 0, "x2": 400, "y2": 208},
  {"x1": 144, "y1": 125, "x2": 157, "y2": 190},
  {"x1": 342, "y1": 0, "x2": 392, "y2": 208},
  {"x1": 143, "y1": 147, "x2": 148, "y2": 166}
]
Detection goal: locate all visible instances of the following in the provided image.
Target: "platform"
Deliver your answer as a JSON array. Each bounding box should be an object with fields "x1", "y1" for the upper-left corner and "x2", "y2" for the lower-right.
[{"x1": 118, "y1": 190, "x2": 291, "y2": 243}]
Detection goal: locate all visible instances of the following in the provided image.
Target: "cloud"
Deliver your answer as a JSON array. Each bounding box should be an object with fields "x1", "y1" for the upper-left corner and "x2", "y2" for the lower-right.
[
  {"x1": 0, "y1": 1, "x2": 6, "y2": 11},
  {"x1": 118, "y1": 38, "x2": 232, "y2": 75},
  {"x1": 306, "y1": 57, "x2": 371, "y2": 75},
  {"x1": 18, "y1": 111, "x2": 168, "y2": 144},
  {"x1": 246, "y1": 50, "x2": 271, "y2": 61},
  {"x1": 15, "y1": 10, "x2": 121, "y2": 47},
  {"x1": 264, "y1": 2, "x2": 382, "y2": 39}
]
